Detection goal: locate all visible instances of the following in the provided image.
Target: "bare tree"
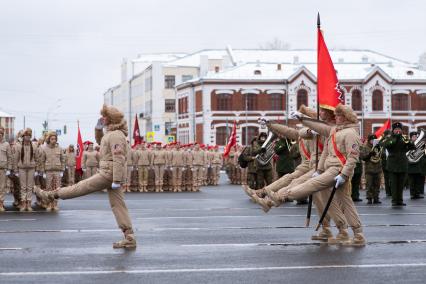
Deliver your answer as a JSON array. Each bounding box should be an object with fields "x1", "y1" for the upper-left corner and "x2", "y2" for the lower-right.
[
  {"x1": 419, "y1": 52, "x2": 426, "y2": 70},
  {"x1": 258, "y1": 38, "x2": 291, "y2": 50}
]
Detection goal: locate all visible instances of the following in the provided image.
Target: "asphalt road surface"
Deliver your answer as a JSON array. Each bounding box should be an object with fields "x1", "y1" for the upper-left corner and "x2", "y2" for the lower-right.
[{"x1": 1, "y1": 174, "x2": 426, "y2": 284}]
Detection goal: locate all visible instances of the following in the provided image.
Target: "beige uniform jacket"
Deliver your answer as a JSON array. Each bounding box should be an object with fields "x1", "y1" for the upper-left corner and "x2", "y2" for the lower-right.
[
  {"x1": 212, "y1": 152, "x2": 222, "y2": 165},
  {"x1": 165, "y1": 150, "x2": 173, "y2": 167},
  {"x1": 192, "y1": 150, "x2": 206, "y2": 166},
  {"x1": 0, "y1": 140, "x2": 13, "y2": 170},
  {"x1": 184, "y1": 150, "x2": 193, "y2": 167},
  {"x1": 95, "y1": 128, "x2": 127, "y2": 183},
  {"x1": 14, "y1": 142, "x2": 38, "y2": 169},
  {"x1": 83, "y1": 150, "x2": 100, "y2": 168},
  {"x1": 136, "y1": 149, "x2": 152, "y2": 166},
  {"x1": 171, "y1": 150, "x2": 185, "y2": 167},
  {"x1": 153, "y1": 150, "x2": 166, "y2": 165},
  {"x1": 40, "y1": 145, "x2": 65, "y2": 172},
  {"x1": 65, "y1": 152, "x2": 76, "y2": 167}
]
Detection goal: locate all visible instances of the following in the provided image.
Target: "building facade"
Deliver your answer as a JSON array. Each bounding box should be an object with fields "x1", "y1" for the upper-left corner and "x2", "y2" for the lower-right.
[{"x1": 0, "y1": 110, "x2": 15, "y2": 141}]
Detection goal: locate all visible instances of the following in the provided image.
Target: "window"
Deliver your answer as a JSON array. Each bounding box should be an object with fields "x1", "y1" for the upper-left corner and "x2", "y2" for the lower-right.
[
  {"x1": 352, "y1": 89, "x2": 362, "y2": 111},
  {"x1": 392, "y1": 93, "x2": 408, "y2": 111},
  {"x1": 269, "y1": 93, "x2": 285, "y2": 110},
  {"x1": 372, "y1": 90, "x2": 383, "y2": 111},
  {"x1": 242, "y1": 126, "x2": 259, "y2": 145},
  {"x1": 297, "y1": 89, "x2": 308, "y2": 109},
  {"x1": 415, "y1": 95, "x2": 426, "y2": 110},
  {"x1": 165, "y1": 75, "x2": 175, "y2": 89},
  {"x1": 217, "y1": 94, "x2": 232, "y2": 110},
  {"x1": 165, "y1": 122, "x2": 173, "y2": 135},
  {"x1": 165, "y1": 99, "x2": 176, "y2": 112},
  {"x1": 182, "y1": 75, "x2": 193, "y2": 82},
  {"x1": 216, "y1": 126, "x2": 231, "y2": 145},
  {"x1": 244, "y1": 93, "x2": 257, "y2": 110}
]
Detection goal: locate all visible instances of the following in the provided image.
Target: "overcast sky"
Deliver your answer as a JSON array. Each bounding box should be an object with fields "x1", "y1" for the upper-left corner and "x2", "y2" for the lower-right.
[{"x1": 1, "y1": 0, "x2": 425, "y2": 146}]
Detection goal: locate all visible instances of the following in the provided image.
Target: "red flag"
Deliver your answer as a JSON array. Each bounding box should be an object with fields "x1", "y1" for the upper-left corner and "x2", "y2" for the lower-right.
[
  {"x1": 223, "y1": 121, "x2": 237, "y2": 158},
  {"x1": 374, "y1": 119, "x2": 391, "y2": 138},
  {"x1": 75, "y1": 122, "x2": 84, "y2": 170},
  {"x1": 133, "y1": 115, "x2": 142, "y2": 147},
  {"x1": 317, "y1": 25, "x2": 343, "y2": 110}
]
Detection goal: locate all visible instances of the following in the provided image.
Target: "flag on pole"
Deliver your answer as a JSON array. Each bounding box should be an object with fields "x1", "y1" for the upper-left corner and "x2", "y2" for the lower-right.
[
  {"x1": 374, "y1": 119, "x2": 391, "y2": 138},
  {"x1": 133, "y1": 114, "x2": 142, "y2": 147},
  {"x1": 223, "y1": 121, "x2": 237, "y2": 158},
  {"x1": 75, "y1": 121, "x2": 84, "y2": 170},
  {"x1": 317, "y1": 19, "x2": 343, "y2": 111}
]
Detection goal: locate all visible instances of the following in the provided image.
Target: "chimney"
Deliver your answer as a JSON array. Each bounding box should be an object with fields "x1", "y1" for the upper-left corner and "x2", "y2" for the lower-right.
[
  {"x1": 277, "y1": 64, "x2": 282, "y2": 71},
  {"x1": 200, "y1": 55, "x2": 209, "y2": 76},
  {"x1": 214, "y1": 66, "x2": 220, "y2": 73}
]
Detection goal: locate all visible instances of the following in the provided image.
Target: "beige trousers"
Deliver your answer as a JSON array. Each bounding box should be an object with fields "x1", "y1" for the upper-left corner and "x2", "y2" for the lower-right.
[
  {"x1": 68, "y1": 167, "x2": 75, "y2": 186},
  {"x1": 192, "y1": 166, "x2": 204, "y2": 187},
  {"x1": 154, "y1": 165, "x2": 165, "y2": 186},
  {"x1": 172, "y1": 167, "x2": 183, "y2": 186},
  {"x1": 19, "y1": 168, "x2": 35, "y2": 201},
  {"x1": 212, "y1": 164, "x2": 221, "y2": 184},
  {"x1": 240, "y1": 167, "x2": 247, "y2": 185},
  {"x1": 265, "y1": 165, "x2": 310, "y2": 192},
  {"x1": 284, "y1": 166, "x2": 361, "y2": 231},
  {"x1": 138, "y1": 166, "x2": 149, "y2": 187},
  {"x1": 57, "y1": 173, "x2": 133, "y2": 233},
  {"x1": 0, "y1": 169, "x2": 6, "y2": 202}
]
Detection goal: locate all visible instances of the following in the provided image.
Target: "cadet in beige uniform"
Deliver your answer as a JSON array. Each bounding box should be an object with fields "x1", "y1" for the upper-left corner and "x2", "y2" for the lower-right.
[
  {"x1": 163, "y1": 144, "x2": 173, "y2": 191},
  {"x1": 211, "y1": 146, "x2": 222, "y2": 186},
  {"x1": 182, "y1": 145, "x2": 192, "y2": 191},
  {"x1": 35, "y1": 105, "x2": 136, "y2": 249},
  {"x1": 152, "y1": 143, "x2": 166, "y2": 192},
  {"x1": 267, "y1": 104, "x2": 365, "y2": 246},
  {"x1": 83, "y1": 142, "x2": 99, "y2": 179},
  {"x1": 169, "y1": 144, "x2": 183, "y2": 192},
  {"x1": 14, "y1": 128, "x2": 39, "y2": 211},
  {"x1": 39, "y1": 132, "x2": 65, "y2": 211},
  {"x1": 65, "y1": 145, "x2": 76, "y2": 186},
  {"x1": 191, "y1": 143, "x2": 205, "y2": 192},
  {"x1": 0, "y1": 127, "x2": 13, "y2": 212},
  {"x1": 135, "y1": 143, "x2": 151, "y2": 192},
  {"x1": 125, "y1": 144, "x2": 137, "y2": 192}
]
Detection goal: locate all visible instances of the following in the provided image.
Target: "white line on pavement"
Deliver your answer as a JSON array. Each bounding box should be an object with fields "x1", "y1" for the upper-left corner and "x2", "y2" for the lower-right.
[
  {"x1": 2, "y1": 263, "x2": 426, "y2": 276},
  {"x1": 0, "y1": 219, "x2": 37, "y2": 222},
  {"x1": 0, "y1": 248, "x2": 23, "y2": 250}
]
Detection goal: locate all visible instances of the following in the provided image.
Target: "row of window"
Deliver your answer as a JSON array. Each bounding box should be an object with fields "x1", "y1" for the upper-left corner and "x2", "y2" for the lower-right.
[
  {"x1": 165, "y1": 75, "x2": 193, "y2": 89},
  {"x1": 217, "y1": 93, "x2": 286, "y2": 111},
  {"x1": 216, "y1": 126, "x2": 259, "y2": 146}
]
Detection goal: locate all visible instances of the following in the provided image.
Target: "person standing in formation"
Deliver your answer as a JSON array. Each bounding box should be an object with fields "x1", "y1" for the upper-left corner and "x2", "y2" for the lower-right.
[
  {"x1": 35, "y1": 104, "x2": 137, "y2": 249},
  {"x1": 135, "y1": 143, "x2": 151, "y2": 193},
  {"x1": 39, "y1": 131, "x2": 65, "y2": 211},
  {"x1": 152, "y1": 142, "x2": 166, "y2": 192},
  {"x1": 211, "y1": 146, "x2": 223, "y2": 186},
  {"x1": 170, "y1": 143, "x2": 185, "y2": 192},
  {"x1": 191, "y1": 143, "x2": 206, "y2": 192},
  {"x1": 14, "y1": 128, "x2": 39, "y2": 212},
  {"x1": 82, "y1": 142, "x2": 100, "y2": 180},
  {"x1": 65, "y1": 145, "x2": 76, "y2": 186},
  {"x1": 0, "y1": 127, "x2": 12, "y2": 212}
]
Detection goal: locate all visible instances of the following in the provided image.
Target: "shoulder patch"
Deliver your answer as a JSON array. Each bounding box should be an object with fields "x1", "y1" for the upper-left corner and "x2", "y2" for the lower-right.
[{"x1": 113, "y1": 144, "x2": 123, "y2": 155}]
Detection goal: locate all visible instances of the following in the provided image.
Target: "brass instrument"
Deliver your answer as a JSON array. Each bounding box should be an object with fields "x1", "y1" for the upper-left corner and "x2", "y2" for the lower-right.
[
  {"x1": 369, "y1": 142, "x2": 382, "y2": 164},
  {"x1": 255, "y1": 131, "x2": 277, "y2": 166},
  {"x1": 406, "y1": 130, "x2": 425, "y2": 163}
]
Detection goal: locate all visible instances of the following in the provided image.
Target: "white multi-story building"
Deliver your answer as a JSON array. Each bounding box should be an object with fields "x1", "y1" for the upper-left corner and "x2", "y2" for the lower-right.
[{"x1": 104, "y1": 48, "x2": 426, "y2": 144}]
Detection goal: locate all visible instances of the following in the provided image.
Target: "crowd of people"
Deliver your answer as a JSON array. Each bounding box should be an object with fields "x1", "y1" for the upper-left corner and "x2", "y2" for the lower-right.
[{"x1": 0, "y1": 127, "x2": 224, "y2": 213}]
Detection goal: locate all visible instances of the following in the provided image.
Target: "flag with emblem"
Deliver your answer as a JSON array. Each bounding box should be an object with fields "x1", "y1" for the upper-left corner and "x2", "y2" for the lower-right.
[
  {"x1": 317, "y1": 14, "x2": 343, "y2": 111},
  {"x1": 133, "y1": 114, "x2": 142, "y2": 147},
  {"x1": 75, "y1": 121, "x2": 84, "y2": 170},
  {"x1": 374, "y1": 118, "x2": 391, "y2": 138},
  {"x1": 223, "y1": 121, "x2": 237, "y2": 158}
]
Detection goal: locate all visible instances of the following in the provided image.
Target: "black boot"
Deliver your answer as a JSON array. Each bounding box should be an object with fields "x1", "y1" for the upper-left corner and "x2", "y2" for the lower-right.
[
  {"x1": 367, "y1": 199, "x2": 373, "y2": 205},
  {"x1": 373, "y1": 198, "x2": 382, "y2": 204}
]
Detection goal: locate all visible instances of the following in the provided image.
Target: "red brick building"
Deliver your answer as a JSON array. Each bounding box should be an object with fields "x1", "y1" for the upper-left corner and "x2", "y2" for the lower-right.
[{"x1": 176, "y1": 50, "x2": 426, "y2": 145}]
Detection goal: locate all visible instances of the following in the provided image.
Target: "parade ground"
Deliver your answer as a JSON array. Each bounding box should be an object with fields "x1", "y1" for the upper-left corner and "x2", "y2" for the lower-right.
[{"x1": 1, "y1": 174, "x2": 426, "y2": 284}]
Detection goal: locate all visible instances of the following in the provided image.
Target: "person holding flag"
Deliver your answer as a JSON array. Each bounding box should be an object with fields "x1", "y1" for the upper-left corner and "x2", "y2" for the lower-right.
[{"x1": 35, "y1": 104, "x2": 137, "y2": 249}]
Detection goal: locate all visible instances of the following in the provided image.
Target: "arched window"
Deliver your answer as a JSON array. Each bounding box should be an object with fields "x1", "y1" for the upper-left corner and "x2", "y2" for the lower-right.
[
  {"x1": 372, "y1": 90, "x2": 383, "y2": 111},
  {"x1": 242, "y1": 126, "x2": 259, "y2": 145},
  {"x1": 216, "y1": 94, "x2": 232, "y2": 111},
  {"x1": 297, "y1": 89, "x2": 308, "y2": 109},
  {"x1": 415, "y1": 94, "x2": 426, "y2": 110},
  {"x1": 352, "y1": 89, "x2": 362, "y2": 111},
  {"x1": 269, "y1": 93, "x2": 285, "y2": 110},
  {"x1": 392, "y1": 93, "x2": 409, "y2": 111},
  {"x1": 216, "y1": 126, "x2": 232, "y2": 146},
  {"x1": 244, "y1": 93, "x2": 258, "y2": 110}
]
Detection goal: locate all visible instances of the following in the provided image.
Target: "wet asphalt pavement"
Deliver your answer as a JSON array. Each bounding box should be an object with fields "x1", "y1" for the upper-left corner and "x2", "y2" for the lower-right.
[{"x1": 1, "y1": 174, "x2": 426, "y2": 284}]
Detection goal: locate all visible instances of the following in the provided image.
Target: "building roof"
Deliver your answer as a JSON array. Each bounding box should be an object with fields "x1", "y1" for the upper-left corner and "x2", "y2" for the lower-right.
[
  {"x1": 0, "y1": 110, "x2": 15, "y2": 118},
  {"x1": 132, "y1": 53, "x2": 188, "y2": 74}
]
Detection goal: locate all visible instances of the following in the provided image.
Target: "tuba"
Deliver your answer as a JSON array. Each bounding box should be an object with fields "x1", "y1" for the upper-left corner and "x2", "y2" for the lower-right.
[
  {"x1": 406, "y1": 130, "x2": 425, "y2": 163},
  {"x1": 256, "y1": 131, "x2": 277, "y2": 166}
]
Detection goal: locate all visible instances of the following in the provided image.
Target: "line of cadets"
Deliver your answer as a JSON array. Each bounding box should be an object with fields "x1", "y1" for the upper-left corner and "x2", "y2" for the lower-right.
[{"x1": 0, "y1": 126, "x2": 224, "y2": 213}]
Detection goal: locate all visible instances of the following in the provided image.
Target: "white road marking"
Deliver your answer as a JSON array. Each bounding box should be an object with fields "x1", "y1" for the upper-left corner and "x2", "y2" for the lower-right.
[
  {"x1": 2, "y1": 263, "x2": 426, "y2": 276},
  {"x1": 0, "y1": 219, "x2": 37, "y2": 222},
  {"x1": 0, "y1": 248, "x2": 23, "y2": 250}
]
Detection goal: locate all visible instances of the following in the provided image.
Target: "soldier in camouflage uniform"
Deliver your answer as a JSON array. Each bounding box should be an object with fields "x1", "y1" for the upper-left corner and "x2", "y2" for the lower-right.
[
  {"x1": 360, "y1": 134, "x2": 382, "y2": 204},
  {"x1": 407, "y1": 131, "x2": 425, "y2": 200}
]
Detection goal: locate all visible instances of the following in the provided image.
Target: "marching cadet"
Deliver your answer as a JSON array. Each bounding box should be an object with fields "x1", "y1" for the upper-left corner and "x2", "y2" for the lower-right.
[
  {"x1": 152, "y1": 142, "x2": 166, "y2": 192},
  {"x1": 212, "y1": 146, "x2": 223, "y2": 186},
  {"x1": 361, "y1": 134, "x2": 382, "y2": 204},
  {"x1": 65, "y1": 145, "x2": 76, "y2": 186},
  {"x1": 191, "y1": 143, "x2": 206, "y2": 192},
  {"x1": 82, "y1": 142, "x2": 100, "y2": 180},
  {"x1": 407, "y1": 131, "x2": 425, "y2": 199},
  {"x1": 135, "y1": 142, "x2": 151, "y2": 192},
  {"x1": 381, "y1": 130, "x2": 392, "y2": 197},
  {"x1": 35, "y1": 104, "x2": 137, "y2": 249},
  {"x1": 267, "y1": 104, "x2": 366, "y2": 246},
  {"x1": 171, "y1": 143, "x2": 185, "y2": 192},
  {"x1": 382, "y1": 122, "x2": 415, "y2": 207},
  {"x1": 14, "y1": 128, "x2": 39, "y2": 211},
  {"x1": 0, "y1": 127, "x2": 13, "y2": 212},
  {"x1": 39, "y1": 131, "x2": 65, "y2": 211}
]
